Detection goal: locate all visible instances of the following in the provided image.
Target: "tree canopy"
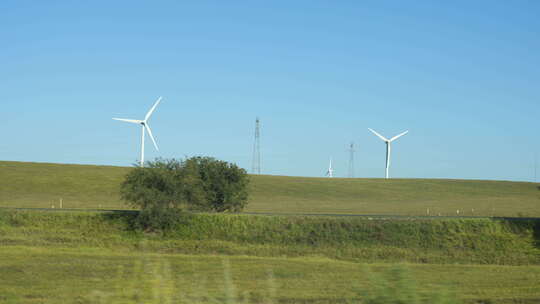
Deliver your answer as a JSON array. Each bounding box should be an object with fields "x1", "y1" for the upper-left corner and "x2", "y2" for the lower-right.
[{"x1": 120, "y1": 157, "x2": 250, "y2": 230}]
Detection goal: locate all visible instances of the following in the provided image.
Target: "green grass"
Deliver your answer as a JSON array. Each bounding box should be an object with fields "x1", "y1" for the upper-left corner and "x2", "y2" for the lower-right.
[
  {"x1": 0, "y1": 210, "x2": 539, "y2": 303},
  {"x1": 1, "y1": 161, "x2": 540, "y2": 303},
  {"x1": 1, "y1": 161, "x2": 540, "y2": 217},
  {"x1": 1, "y1": 210, "x2": 538, "y2": 265},
  {"x1": 1, "y1": 247, "x2": 539, "y2": 304}
]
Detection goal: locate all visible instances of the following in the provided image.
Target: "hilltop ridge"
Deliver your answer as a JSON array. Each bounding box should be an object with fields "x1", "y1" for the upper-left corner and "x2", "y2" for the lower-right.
[{"x1": 0, "y1": 161, "x2": 539, "y2": 217}]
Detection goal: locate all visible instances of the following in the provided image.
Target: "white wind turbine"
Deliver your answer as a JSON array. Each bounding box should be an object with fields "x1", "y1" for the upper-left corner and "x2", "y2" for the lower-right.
[
  {"x1": 368, "y1": 128, "x2": 408, "y2": 179},
  {"x1": 113, "y1": 97, "x2": 162, "y2": 167},
  {"x1": 326, "y1": 157, "x2": 334, "y2": 178}
]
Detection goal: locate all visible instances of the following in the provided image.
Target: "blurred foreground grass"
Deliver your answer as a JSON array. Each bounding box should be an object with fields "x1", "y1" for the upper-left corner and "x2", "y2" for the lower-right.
[{"x1": 0, "y1": 246, "x2": 539, "y2": 304}]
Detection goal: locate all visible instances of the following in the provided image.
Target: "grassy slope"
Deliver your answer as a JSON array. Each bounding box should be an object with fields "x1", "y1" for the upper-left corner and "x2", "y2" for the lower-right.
[
  {"x1": 0, "y1": 210, "x2": 539, "y2": 303},
  {"x1": 1, "y1": 211, "x2": 538, "y2": 265},
  {"x1": 1, "y1": 161, "x2": 539, "y2": 216}
]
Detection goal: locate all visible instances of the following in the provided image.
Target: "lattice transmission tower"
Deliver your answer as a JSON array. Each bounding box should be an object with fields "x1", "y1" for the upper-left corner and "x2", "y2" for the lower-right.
[
  {"x1": 348, "y1": 142, "x2": 355, "y2": 178},
  {"x1": 251, "y1": 117, "x2": 261, "y2": 174},
  {"x1": 535, "y1": 153, "x2": 538, "y2": 183}
]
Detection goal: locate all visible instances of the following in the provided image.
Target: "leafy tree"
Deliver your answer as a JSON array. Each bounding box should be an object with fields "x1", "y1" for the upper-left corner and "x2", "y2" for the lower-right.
[
  {"x1": 186, "y1": 156, "x2": 250, "y2": 212},
  {"x1": 120, "y1": 157, "x2": 249, "y2": 230},
  {"x1": 120, "y1": 158, "x2": 205, "y2": 229}
]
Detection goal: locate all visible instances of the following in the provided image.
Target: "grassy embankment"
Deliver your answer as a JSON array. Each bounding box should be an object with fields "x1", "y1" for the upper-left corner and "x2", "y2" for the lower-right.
[
  {"x1": 0, "y1": 210, "x2": 539, "y2": 303},
  {"x1": 1, "y1": 161, "x2": 539, "y2": 217}
]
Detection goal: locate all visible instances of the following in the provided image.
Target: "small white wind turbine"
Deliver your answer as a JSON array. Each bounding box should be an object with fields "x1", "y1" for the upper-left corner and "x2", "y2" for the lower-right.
[
  {"x1": 113, "y1": 97, "x2": 162, "y2": 167},
  {"x1": 326, "y1": 157, "x2": 334, "y2": 178},
  {"x1": 368, "y1": 128, "x2": 408, "y2": 179}
]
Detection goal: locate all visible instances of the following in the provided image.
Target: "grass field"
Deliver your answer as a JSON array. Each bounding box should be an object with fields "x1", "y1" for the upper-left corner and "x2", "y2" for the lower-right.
[
  {"x1": 1, "y1": 161, "x2": 540, "y2": 303},
  {"x1": 2, "y1": 246, "x2": 539, "y2": 304},
  {"x1": 0, "y1": 210, "x2": 539, "y2": 303},
  {"x1": 1, "y1": 161, "x2": 539, "y2": 217}
]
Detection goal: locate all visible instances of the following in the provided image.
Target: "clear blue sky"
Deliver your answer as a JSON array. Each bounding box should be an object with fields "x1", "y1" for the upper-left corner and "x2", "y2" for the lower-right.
[{"x1": 1, "y1": 1, "x2": 539, "y2": 181}]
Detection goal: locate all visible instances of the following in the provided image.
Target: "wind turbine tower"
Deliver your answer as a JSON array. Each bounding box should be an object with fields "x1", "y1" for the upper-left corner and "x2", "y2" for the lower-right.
[
  {"x1": 251, "y1": 117, "x2": 261, "y2": 174},
  {"x1": 348, "y1": 142, "x2": 355, "y2": 178},
  {"x1": 326, "y1": 157, "x2": 334, "y2": 178},
  {"x1": 113, "y1": 97, "x2": 162, "y2": 167},
  {"x1": 368, "y1": 128, "x2": 408, "y2": 179}
]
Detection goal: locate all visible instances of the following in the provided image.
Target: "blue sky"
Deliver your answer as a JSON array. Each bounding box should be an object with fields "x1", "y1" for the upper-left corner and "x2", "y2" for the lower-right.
[{"x1": 1, "y1": 1, "x2": 539, "y2": 181}]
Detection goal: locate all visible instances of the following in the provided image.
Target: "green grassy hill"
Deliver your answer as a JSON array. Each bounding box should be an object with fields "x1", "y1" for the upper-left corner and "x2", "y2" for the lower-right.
[{"x1": 1, "y1": 161, "x2": 539, "y2": 217}]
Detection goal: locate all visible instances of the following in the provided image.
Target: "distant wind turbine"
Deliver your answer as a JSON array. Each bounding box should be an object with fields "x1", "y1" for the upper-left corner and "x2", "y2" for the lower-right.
[
  {"x1": 113, "y1": 97, "x2": 162, "y2": 167},
  {"x1": 326, "y1": 157, "x2": 334, "y2": 178},
  {"x1": 368, "y1": 128, "x2": 408, "y2": 179}
]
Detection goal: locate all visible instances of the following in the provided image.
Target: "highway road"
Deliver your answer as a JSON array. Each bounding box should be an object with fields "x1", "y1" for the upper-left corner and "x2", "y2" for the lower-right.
[{"x1": 1, "y1": 207, "x2": 538, "y2": 221}]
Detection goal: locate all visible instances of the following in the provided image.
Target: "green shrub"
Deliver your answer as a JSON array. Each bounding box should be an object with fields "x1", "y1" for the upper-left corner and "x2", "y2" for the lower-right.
[
  {"x1": 120, "y1": 157, "x2": 249, "y2": 230},
  {"x1": 186, "y1": 156, "x2": 250, "y2": 212},
  {"x1": 120, "y1": 158, "x2": 206, "y2": 211}
]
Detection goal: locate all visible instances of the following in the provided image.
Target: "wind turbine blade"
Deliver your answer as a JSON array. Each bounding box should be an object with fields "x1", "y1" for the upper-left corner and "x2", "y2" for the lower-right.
[
  {"x1": 145, "y1": 124, "x2": 159, "y2": 151},
  {"x1": 390, "y1": 130, "x2": 409, "y2": 142},
  {"x1": 145, "y1": 96, "x2": 162, "y2": 121},
  {"x1": 368, "y1": 128, "x2": 388, "y2": 142},
  {"x1": 113, "y1": 118, "x2": 143, "y2": 124}
]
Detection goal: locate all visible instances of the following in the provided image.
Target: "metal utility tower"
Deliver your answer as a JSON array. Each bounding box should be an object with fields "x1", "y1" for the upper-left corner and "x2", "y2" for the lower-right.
[
  {"x1": 348, "y1": 142, "x2": 355, "y2": 178},
  {"x1": 251, "y1": 117, "x2": 261, "y2": 174},
  {"x1": 535, "y1": 153, "x2": 538, "y2": 183}
]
